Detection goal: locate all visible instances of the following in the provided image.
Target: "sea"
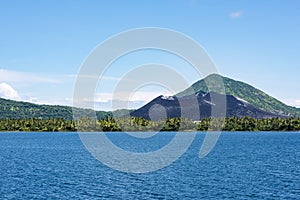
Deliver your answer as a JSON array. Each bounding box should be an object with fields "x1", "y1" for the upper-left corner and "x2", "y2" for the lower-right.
[{"x1": 0, "y1": 132, "x2": 299, "y2": 199}]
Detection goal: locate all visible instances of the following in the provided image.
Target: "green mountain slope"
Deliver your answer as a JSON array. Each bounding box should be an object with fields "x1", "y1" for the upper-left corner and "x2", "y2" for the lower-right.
[
  {"x1": 1, "y1": 74, "x2": 298, "y2": 119},
  {"x1": 177, "y1": 74, "x2": 300, "y2": 117},
  {"x1": 0, "y1": 98, "x2": 111, "y2": 120}
]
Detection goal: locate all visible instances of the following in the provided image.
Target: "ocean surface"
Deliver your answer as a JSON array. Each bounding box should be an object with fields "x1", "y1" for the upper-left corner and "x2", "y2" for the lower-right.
[{"x1": 0, "y1": 132, "x2": 299, "y2": 199}]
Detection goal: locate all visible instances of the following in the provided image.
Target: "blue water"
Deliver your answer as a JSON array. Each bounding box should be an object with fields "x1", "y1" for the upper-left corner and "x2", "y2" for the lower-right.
[{"x1": 0, "y1": 132, "x2": 299, "y2": 199}]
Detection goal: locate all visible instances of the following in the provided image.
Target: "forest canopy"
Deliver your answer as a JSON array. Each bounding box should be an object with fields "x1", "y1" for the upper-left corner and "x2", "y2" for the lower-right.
[{"x1": 0, "y1": 117, "x2": 300, "y2": 132}]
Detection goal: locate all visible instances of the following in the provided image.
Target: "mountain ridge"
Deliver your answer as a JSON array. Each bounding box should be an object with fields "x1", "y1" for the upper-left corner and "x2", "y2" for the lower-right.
[
  {"x1": 0, "y1": 97, "x2": 111, "y2": 120},
  {"x1": 0, "y1": 74, "x2": 298, "y2": 119},
  {"x1": 177, "y1": 74, "x2": 300, "y2": 117},
  {"x1": 130, "y1": 91, "x2": 287, "y2": 120}
]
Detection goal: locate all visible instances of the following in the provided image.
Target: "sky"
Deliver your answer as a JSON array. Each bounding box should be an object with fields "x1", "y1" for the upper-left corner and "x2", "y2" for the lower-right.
[{"x1": 0, "y1": 0, "x2": 300, "y2": 110}]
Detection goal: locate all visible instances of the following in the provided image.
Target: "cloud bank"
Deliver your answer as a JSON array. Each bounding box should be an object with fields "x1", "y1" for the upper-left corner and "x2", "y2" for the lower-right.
[{"x1": 0, "y1": 82, "x2": 20, "y2": 100}]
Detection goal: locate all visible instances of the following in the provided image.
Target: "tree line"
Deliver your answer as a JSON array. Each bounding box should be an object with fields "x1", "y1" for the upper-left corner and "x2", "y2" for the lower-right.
[{"x1": 0, "y1": 117, "x2": 300, "y2": 132}]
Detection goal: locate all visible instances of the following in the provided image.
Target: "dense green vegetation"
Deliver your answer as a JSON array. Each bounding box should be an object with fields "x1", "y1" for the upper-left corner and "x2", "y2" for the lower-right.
[
  {"x1": 197, "y1": 117, "x2": 300, "y2": 131},
  {"x1": 0, "y1": 97, "x2": 132, "y2": 120},
  {"x1": 177, "y1": 74, "x2": 300, "y2": 117},
  {"x1": 0, "y1": 98, "x2": 74, "y2": 119},
  {"x1": 1, "y1": 117, "x2": 300, "y2": 132},
  {"x1": 0, "y1": 117, "x2": 196, "y2": 132},
  {"x1": 0, "y1": 118, "x2": 76, "y2": 132}
]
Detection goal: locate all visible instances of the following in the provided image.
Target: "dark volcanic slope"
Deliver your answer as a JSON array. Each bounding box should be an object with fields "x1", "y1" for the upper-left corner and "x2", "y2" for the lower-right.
[{"x1": 130, "y1": 91, "x2": 287, "y2": 120}]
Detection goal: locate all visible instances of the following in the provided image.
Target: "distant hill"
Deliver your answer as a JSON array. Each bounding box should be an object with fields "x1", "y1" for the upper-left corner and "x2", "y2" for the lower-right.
[
  {"x1": 177, "y1": 74, "x2": 300, "y2": 117},
  {"x1": 0, "y1": 98, "x2": 111, "y2": 120},
  {"x1": 0, "y1": 74, "x2": 298, "y2": 120},
  {"x1": 130, "y1": 91, "x2": 287, "y2": 120}
]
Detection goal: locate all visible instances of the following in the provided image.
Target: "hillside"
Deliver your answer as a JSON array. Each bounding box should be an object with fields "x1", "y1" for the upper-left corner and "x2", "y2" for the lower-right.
[
  {"x1": 0, "y1": 74, "x2": 298, "y2": 120},
  {"x1": 0, "y1": 98, "x2": 111, "y2": 120},
  {"x1": 177, "y1": 74, "x2": 300, "y2": 117}
]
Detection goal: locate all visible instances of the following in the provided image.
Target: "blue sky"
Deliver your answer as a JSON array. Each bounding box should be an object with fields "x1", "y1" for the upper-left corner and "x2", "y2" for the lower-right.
[{"x1": 0, "y1": 0, "x2": 300, "y2": 110}]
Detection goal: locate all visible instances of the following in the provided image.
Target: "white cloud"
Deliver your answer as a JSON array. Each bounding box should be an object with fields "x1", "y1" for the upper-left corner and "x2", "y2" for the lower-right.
[
  {"x1": 0, "y1": 69, "x2": 176, "y2": 111},
  {"x1": 0, "y1": 82, "x2": 20, "y2": 100},
  {"x1": 72, "y1": 91, "x2": 174, "y2": 111},
  {"x1": 94, "y1": 91, "x2": 172, "y2": 103},
  {"x1": 0, "y1": 69, "x2": 61, "y2": 83},
  {"x1": 0, "y1": 84, "x2": 173, "y2": 111},
  {"x1": 282, "y1": 99, "x2": 300, "y2": 108},
  {"x1": 229, "y1": 11, "x2": 244, "y2": 19}
]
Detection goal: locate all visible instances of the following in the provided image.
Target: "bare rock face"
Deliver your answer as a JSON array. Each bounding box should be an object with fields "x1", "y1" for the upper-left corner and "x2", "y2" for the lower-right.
[{"x1": 130, "y1": 91, "x2": 288, "y2": 120}]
